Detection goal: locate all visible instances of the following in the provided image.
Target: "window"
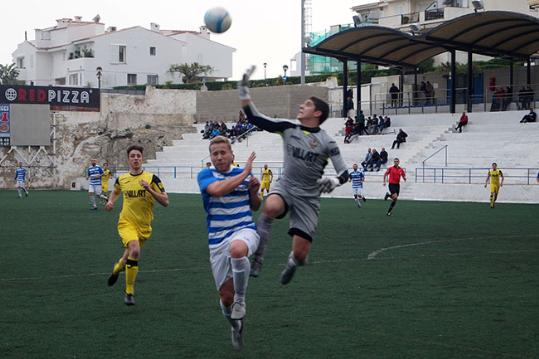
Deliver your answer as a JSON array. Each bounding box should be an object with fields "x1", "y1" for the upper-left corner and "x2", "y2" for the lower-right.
[
  {"x1": 127, "y1": 73, "x2": 137, "y2": 86},
  {"x1": 40, "y1": 31, "x2": 51, "y2": 40},
  {"x1": 16, "y1": 57, "x2": 24, "y2": 68},
  {"x1": 69, "y1": 73, "x2": 79, "y2": 86},
  {"x1": 150, "y1": 47, "x2": 156, "y2": 56},
  {"x1": 119, "y1": 45, "x2": 126, "y2": 63},
  {"x1": 147, "y1": 75, "x2": 158, "y2": 85}
]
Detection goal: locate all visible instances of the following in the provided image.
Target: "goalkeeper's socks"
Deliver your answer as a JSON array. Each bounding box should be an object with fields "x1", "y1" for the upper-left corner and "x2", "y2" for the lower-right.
[
  {"x1": 254, "y1": 214, "x2": 274, "y2": 258},
  {"x1": 231, "y1": 257, "x2": 250, "y2": 304},
  {"x1": 112, "y1": 258, "x2": 126, "y2": 274},
  {"x1": 125, "y1": 257, "x2": 139, "y2": 295}
]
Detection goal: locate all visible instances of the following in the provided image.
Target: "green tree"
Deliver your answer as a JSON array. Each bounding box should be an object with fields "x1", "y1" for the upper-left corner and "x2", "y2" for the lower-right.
[
  {"x1": 0, "y1": 63, "x2": 20, "y2": 85},
  {"x1": 169, "y1": 62, "x2": 213, "y2": 84}
]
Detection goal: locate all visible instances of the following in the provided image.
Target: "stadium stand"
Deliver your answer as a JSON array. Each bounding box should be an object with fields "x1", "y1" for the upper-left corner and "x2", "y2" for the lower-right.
[{"x1": 145, "y1": 110, "x2": 539, "y2": 203}]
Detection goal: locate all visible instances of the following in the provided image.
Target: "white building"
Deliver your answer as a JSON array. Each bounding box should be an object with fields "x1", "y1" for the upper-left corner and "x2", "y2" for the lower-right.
[{"x1": 12, "y1": 16, "x2": 235, "y2": 88}]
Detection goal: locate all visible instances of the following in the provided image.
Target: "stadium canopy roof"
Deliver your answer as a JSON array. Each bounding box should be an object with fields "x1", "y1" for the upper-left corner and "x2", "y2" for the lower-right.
[
  {"x1": 303, "y1": 11, "x2": 539, "y2": 69},
  {"x1": 303, "y1": 25, "x2": 448, "y2": 68},
  {"x1": 424, "y1": 11, "x2": 539, "y2": 59}
]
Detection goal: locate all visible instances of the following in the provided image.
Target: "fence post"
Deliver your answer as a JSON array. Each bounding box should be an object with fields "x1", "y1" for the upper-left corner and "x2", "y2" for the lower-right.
[
  {"x1": 469, "y1": 168, "x2": 471, "y2": 184},
  {"x1": 415, "y1": 168, "x2": 417, "y2": 183},
  {"x1": 174, "y1": 166, "x2": 177, "y2": 179},
  {"x1": 442, "y1": 168, "x2": 444, "y2": 183},
  {"x1": 528, "y1": 168, "x2": 530, "y2": 185},
  {"x1": 190, "y1": 166, "x2": 193, "y2": 179}
]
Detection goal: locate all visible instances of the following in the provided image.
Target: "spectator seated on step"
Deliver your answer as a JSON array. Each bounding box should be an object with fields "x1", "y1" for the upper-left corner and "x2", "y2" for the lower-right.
[
  {"x1": 361, "y1": 148, "x2": 372, "y2": 171},
  {"x1": 380, "y1": 147, "x2": 388, "y2": 166},
  {"x1": 455, "y1": 112, "x2": 469, "y2": 133},
  {"x1": 391, "y1": 129, "x2": 408, "y2": 149},
  {"x1": 520, "y1": 109, "x2": 537, "y2": 123},
  {"x1": 369, "y1": 148, "x2": 382, "y2": 171}
]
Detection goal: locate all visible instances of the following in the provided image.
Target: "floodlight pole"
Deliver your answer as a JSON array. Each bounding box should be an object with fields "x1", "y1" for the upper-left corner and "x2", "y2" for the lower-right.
[
  {"x1": 356, "y1": 61, "x2": 362, "y2": 116},
  {"x1": 342, "y1": 60, "x2": 348, "y2": 117},
  {"x1": 467, "y1": 51, "x2": 473, "y2": 113},
  {"x1": 527, "y1": 58, "x2": 531, "y2": 85},
  {"x1": 300, "y1": 0, "x2": 306, "y2": 84},
  {"x1": 450, "y1": 50, "x2": 456, "y2": 114}
]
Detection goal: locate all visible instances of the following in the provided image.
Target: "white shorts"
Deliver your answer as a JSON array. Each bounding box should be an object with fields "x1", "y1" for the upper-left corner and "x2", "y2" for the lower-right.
[
  {"x1": 352, "y1": 187, "x2": 363, "y2": 197},
  {"x1": 16, "y1": 180, "x2": 25, "y2": 188},
  {"x1": 88, "y1": 184, "x2": 102, "y2": 194},
  {"x1": 209, "y1": 228, "x2": 260, "y2": 290}
]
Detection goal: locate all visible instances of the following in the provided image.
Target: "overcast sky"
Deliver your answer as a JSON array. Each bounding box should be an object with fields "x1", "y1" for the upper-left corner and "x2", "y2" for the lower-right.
[{"x1": 1, "y1": 0, "x2": 370, "y2": 80}]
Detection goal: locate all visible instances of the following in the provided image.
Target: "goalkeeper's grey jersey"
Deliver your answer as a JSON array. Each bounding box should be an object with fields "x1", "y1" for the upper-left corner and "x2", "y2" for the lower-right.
[{"x1": 243, "y1": 104, "x2": 348, "y2": 196}]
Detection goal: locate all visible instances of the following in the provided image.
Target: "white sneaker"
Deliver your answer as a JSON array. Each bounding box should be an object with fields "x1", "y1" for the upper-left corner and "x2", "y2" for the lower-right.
[
  {"x1": 230, "y1": 301, "x2": 246, "y2": 320},
  {"x1": 230, "y1": 319, "x2": 244, "y2": 351}
]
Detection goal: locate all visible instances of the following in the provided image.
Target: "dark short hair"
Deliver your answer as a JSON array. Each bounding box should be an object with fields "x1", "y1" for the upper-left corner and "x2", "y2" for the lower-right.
[
  {"x1": 310, "y1": 96, "x2": 329, "y2": 124},
  {"x1": 127, "y1": 145, "x2": 144, "y2": 156}
]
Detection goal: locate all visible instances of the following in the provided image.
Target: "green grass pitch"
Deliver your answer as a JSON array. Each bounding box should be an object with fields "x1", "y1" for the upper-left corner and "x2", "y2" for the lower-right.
[{"x1": 1, "y1": 191, "x2": 538, "y2": 358}]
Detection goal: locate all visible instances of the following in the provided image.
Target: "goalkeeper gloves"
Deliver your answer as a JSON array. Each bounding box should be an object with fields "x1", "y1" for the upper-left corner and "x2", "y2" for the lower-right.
[
  {"x1": 317, "y1": 177, "x2": 340, "y2": 193},
  {"x1": 238, "y1": 65, "x2": 256, "y2": 100}
]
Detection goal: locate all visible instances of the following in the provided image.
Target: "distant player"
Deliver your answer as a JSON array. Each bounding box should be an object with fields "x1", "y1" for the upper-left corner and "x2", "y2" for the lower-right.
[
  {"x1": 100, "y1": 162, "x2": 112, "y2": 201},
  {"x1": 239, "y1": 66, "x2": 349, "y2": 283},
  {"x1": 484, "y1": 163, "x2": 504, "y2": 208},
  {"x1": 197, "y1": 136, "x2": 261, "y2": 350},
  {"x1": 383, "y1": 158, "x2": 406, "y2": 216},
  {"x1": 87, "y1": 159, "x2": 103, "y2": 210},
  {"x1": 349, "y1": 163, "x2": 366, "y2": 207},
  {"x1": 260, "y1": 164, "x2": 273, "y2": 197},
  {"x1": 105, "y1": 145, "x2": 169, "y2": 305},
  {"x1": 14, "y1": 162, "x2": 29, "y2": 198}
]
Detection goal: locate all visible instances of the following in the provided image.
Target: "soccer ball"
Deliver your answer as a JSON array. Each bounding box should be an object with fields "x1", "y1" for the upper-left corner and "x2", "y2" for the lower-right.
[{"x1": 204, "y1": 7, "x2": 232, "y2": 34}]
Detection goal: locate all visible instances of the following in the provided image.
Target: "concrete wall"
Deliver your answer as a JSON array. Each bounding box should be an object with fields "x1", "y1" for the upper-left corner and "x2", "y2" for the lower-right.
[{"x1": 196, "y1": 85, "x2": 329, "y2": 122}]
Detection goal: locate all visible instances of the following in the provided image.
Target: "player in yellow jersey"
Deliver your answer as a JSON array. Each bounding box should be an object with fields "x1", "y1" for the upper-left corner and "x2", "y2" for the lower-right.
[
  {"x1": 484, "y1": 162, "x2": 504, "y2": 208},
  {"x1": 100, "y1": 162, "x2": 112, "y2": 201},
  {"x1": 259, "y1": 164, "x2": 273, "y2": 197},
  {"x1": 105, "y1": 145, "x2": 169, "y2": 305}
]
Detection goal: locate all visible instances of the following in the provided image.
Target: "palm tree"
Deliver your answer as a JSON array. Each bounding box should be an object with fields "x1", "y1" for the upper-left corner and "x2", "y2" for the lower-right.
[{"x1": 0, "y1": 63, "x2": 21, "y2": 85}]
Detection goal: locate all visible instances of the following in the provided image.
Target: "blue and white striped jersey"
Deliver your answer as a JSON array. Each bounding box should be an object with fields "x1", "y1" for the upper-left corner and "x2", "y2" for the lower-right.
[
  {"x1": 198, "y1": 167, "x2": 256, "y2": 247},
  {"x1": 87, "y1": 165, "x2": 104, "y2": 186},
  {"x1": 349, "y1": 169, "x2": 365, "y2": 189},
  {"x1": 15, "y1": 167, "x2": 26, "y2": 182}
]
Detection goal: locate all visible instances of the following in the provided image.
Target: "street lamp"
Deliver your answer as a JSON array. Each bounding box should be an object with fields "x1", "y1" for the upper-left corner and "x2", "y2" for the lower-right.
[
  {"x1": 96, "y1": 66, "x2": 102, "y2": 89},
  {"x1": 283, "y1": 64, "x2": 289, "y2": 84},
  {"x1": 263, "y1": 62, "x2": 267, "y2": 81}
]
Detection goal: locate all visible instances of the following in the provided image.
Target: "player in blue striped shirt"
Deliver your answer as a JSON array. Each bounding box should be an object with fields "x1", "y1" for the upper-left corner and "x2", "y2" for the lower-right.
[
  {"x1": 14, "y1": 162, "x2": 29, "y2": 198},
  {"x1": 349, "y1": 163, "x2": 366, "y2": 208},
  {"x1": 197, "y1": 136, "x2": 261, "y2": 351},
  {"x1": 87, "y1": 159, "x2": 104, "y2": 210}
]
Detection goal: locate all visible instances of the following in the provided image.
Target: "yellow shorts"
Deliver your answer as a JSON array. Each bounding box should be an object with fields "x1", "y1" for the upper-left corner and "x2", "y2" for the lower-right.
[
  {"x1": 118, "y1": 222, "x2": 151, "y2": 248},
  {"x1": 490, "y1": 185, "x2": 499, "y2": 193},
  {"x1": 102, "y1": 183, "x2": 109, "y2": 193},
  {"x1": 261, "y1": 181, "x2": 271, "y2": 191}
]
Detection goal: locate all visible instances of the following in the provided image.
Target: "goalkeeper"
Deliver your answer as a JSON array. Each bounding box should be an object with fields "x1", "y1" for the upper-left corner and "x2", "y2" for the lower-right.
[{"x1": 239, "y1": 66, "x2": 349, "y2": 285}]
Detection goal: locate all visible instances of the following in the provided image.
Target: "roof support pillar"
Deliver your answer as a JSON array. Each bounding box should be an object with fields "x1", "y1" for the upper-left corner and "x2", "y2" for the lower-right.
[
  {"x1": 509, "y1": 59, "x2": 514, "y2": 106},
  {"x1": 414, "y1": 67, "x2": 418, "y2": 106},
  {"x1": 342, "y1": 60, "x2": 349, "y2": 117},
  {"x1": 450, "y1": 50, "x2": 456, "y2": 114},
  {"x1": 399, "y1": 68, "x2": 404, "y2": 108},
  {"x1": 527, "y1": 58, "x2": 531, "y2": 85},
  {"x1": 356, "y1": 61, "x2": 362, "y2": 117},
  {"x1": 467, "y1": 51, "x2": 473, "y2": 113}
]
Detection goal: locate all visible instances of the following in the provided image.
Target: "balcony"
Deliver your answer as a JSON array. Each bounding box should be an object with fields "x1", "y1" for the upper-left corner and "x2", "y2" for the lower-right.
[
  {"x1": 401, "y1": 12, "x2": 420, "y2": 25},
  {"x1": 425, "y1": 8, "x2": 445, "y2": 21}
]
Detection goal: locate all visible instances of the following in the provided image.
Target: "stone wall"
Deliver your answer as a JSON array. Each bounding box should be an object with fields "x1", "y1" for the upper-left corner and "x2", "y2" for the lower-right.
[
  {"x1": 0, "y1": 88, "x2": 197, "y2": 189},
  {"x1": 196, "y1": 84, "x2": 329, "y2": 122}
]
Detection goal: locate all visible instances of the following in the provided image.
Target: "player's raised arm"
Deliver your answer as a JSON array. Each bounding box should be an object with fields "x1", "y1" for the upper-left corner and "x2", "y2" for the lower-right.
[
  {"x1": 205, "y1": 152, "x2": 256, "y2": 197},
  {"x1": 248, "y1": 176, "x2": 261, "y2": 211}
]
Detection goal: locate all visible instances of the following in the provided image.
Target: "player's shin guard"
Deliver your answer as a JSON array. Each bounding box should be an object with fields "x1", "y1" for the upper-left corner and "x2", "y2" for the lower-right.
[
  {"x1": 231, "y1": 257, "x2": 250, "y2": 304},
  {"x1": 113, "y1": 258, "x2": 126, "y2": 274},
  {"x1": 254, "y1": 214, "x2": 273, "y2": 259},
  {"x1": 125, "y1": 257, "x2": 139, "y2": 295}
]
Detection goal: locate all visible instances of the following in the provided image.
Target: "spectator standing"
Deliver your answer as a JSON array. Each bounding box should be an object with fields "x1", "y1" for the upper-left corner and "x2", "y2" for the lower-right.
[{"x1": 389, "y1": 83, "x2": 399, "y2": 107}]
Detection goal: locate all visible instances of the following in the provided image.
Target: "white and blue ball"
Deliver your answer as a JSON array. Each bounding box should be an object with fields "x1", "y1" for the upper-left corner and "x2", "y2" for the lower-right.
[{"x1": 204, "y1": 7, "x2": 232, "y2": 34}]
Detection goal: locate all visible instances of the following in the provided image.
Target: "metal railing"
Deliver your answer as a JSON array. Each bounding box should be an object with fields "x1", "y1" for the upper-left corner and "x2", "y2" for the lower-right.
[
  {"x1": 422, "y1": 145, "x2": 448, "y2": 174},
  {"x1": 415, "y1": 167, "x2": 539, "y2": 185}
]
